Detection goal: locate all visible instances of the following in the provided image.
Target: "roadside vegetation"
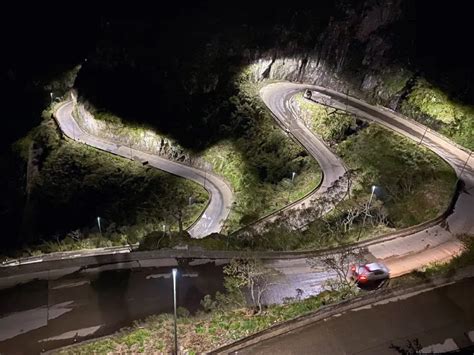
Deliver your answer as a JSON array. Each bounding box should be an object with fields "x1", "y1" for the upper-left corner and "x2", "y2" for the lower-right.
[
  {"x1": 57, "y1": 258, "x2": 349, "y2": 354},
  {"x1": 389, "y1": 234, "x2": 474, "y2": 288},
  {"x1": 59, "y1": 233, "x2": 474, "y2": 354},
  {"x1": 83, "y1": 70, "x2": 321, "y2": 234},
  {"x1": 130, "y1": 87, "x2": 457, "y2": 253},
  {"x1": 399, "y1": 78, "x2": 474, "y2": 150},
  {"x1": 293, "y1": 93, "x2": 457, "y2": 236},
  {"x1": 203, "y1": 74, "x2": 321, "y2": 232},
  {"x1": 413, "y1": 235, "x2": 474, "y2": 278},
  {"x1": 5, "y1": 113, "x2": 208, "y2": 258}
]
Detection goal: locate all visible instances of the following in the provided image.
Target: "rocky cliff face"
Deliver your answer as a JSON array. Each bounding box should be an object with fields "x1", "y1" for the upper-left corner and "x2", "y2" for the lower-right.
[
  {"x1": 75, "y1": 0, "x2": 472, "y2": 151},
  {"x1": 73, "y1": 103, "x2": 209, "y2": 169},
  {"x1": 249, "y1": 0, "x2": 413, "y2": 109}
]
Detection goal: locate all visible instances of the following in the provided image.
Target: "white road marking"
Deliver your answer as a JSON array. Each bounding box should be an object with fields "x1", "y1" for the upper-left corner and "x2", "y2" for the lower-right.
[
  {"x1": 51, "y1": 280, "x2": 90, "y2": 290},
  {"x1": 467, "y1": 330, "x2": 474, "y2": 342},
  {"x1": 39, "y1": 325, "x2": 103, "y2": 342},
  {"x1": 0, "y1": 301, "x2": 74, "y2": 341},
  {"x1": 420, "y1": 338, "x2": 459, "y2": 353}
]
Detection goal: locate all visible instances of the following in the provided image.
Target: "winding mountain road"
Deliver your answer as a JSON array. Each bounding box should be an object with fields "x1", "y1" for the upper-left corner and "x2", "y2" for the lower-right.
[
  {"x1": 260, "y1": 82, "x2": 473, "y2": 303},
  {"x1": 0, "y1": 82, "x2": 472, "y2": 352},
  {"x1": 54, "y1": 100, "x2": 233, "y2": 238}
]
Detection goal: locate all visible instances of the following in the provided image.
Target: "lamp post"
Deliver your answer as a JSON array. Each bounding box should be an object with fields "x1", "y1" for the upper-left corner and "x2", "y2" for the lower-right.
[
  {"x1": 97, "y1": 216, "x2": 102, "y2": 235},
  {"x1": 357, "y1": 185, "x2": 377, "y2": 241},
  {"x1": 291, "y1": 171, "x2": 296, "y2": 182},
  {"x1": 50, "y1": 92, "x2": 53, "y2": 104},
  {"x1": 172, "y1": 268, "x2": 178, "y2": 355},
  {"x1": 419, "y1": 125, "x2": 428, "y2": 145},
  {"x1": 458, "y1": 151, "x2": 472, "y2": 180}
]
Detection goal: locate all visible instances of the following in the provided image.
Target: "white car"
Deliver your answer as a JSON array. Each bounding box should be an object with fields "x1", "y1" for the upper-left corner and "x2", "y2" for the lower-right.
[
  {"x1": 349, "y1": 262, "x2": 390, "y2": 284},
  {"x1": 303, "y1": 89, "x2": 312, "y2": 99}
]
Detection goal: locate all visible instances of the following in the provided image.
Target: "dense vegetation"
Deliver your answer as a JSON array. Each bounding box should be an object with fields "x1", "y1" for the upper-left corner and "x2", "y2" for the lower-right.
[
  {"x1": 137, "y1": 94, "x2": 456, "y2": 252},
  {"x1": 62, "y1": 236, "x2": 474, "y2": 354},
  {"x1": 78, "y1": 72, "x2": 321, "y2": 235},
  {"x1": 399, "y1": 78, "x2": 474, "y2": 150},
  {"x1": 203, "y1": 76, "x2": 321, "y2": 232},
  {"x1": 6, "y1": 114, "x2": 207, "y2": 256},
  {"x1": 295, "y1": 95, "x2": 456, "y2": 238},
  {"x1": 58, "y1": 259, "x2": 347, "y2": 354}
]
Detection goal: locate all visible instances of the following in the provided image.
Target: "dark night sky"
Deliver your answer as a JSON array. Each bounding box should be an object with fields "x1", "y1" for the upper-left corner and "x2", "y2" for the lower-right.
[
  {"x1": 0, "y1": 0, "x2": 473, "y2": 248},
  {"x1": 1, "y1": 0, "x2": 473, "y2": 148}
]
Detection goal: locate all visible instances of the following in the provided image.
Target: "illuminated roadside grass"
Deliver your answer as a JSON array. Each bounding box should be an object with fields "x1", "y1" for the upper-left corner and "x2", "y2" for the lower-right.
[
  {"x1": 58, "y1": 237, "x2": 474, "y2": 354},
  {"x1": 9, "y1": 119, "x2": 208, "y2": 256},
  {"x1": 400, "y1": 78, "x2": 474, "y2": 150},
  {"x1": 57, "y1": 290, "x2": 340, "y2": 354},
  {"x1": 204, "y1": 74, "x2": 322, "y2": 233},
  {"x1": 294, "y1": 93, "x2": 457, "y2": 233},
  {"x1": 77, "y1": 79, "x2": 322, "y2": 234}
]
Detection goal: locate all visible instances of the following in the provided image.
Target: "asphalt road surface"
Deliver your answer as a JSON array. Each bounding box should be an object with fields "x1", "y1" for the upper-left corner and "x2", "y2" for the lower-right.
[
  {"x1": 261, "y1": 83, "x2": 472, "y2": 280},
  {"x1": 2, "y1": 84, "x2": 471, "y2": 353},
  {"x1": 237, "y1": 277, "x2": 474, "y2": 354},
  {"x1": 255, "y1": 85, "x2": 348, "y2": 229},
  {"x1": 55, "y1": 100, "x2": 233, "y2": 238}
]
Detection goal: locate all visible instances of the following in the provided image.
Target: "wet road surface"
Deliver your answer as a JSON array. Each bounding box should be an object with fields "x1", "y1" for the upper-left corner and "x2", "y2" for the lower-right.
[
  {"x1": 0, "y1": 259, "x2": 225, "y2": 354},
  {"x1": 238, "y1": 277, "x2": 474, "y2": 354}
]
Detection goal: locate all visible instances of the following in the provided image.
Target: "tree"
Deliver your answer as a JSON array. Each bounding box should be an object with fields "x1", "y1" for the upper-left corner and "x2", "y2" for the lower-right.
[
  {"x1": 389, "y1": 338, "x2": 422, "y2": 354},
  {"x1": 308, "y1": 247, "x2": 364, "y2": 299},
  {"x1": 224, "y1": 258, "x2": 279, "y2": 314}
]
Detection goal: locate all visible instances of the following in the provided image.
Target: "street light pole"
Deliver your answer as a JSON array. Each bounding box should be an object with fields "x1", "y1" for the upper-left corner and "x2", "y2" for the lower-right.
[
  {"x1": 419, "y1": 125, "x2": 428, "y2": 145},
  {"x1": 172, "y1": 268, "x2": 178, "y2": 355},
  {"x1": 357, "y1": 185, "x2": 377, "y2": 241},
  {"x1": 291, "y1": 171, "x2": 296, "y2": 182},
  {"x1": 458, "y1": 151, "x2": 472, "y2": 180},
  {"x1": 50, "y1": 92, "x2": 53, "y2": 105},
  {"x1": 97, "y1": 216, "x2": 102, "y2": 235}
]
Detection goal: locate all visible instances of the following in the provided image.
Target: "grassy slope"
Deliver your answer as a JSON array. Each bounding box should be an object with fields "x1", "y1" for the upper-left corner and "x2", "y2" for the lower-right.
[
  {"x1": 203, "y1": 78, "x2": 321, "y2": 233},
  {"x1": 295, "y1": 94, "x2": 456, "y2": 229},
  {"x1": 58, "y1": 233, "x2": 474, "y2": 354},
  {"x1": 11, "y1": 117, "x2": 208, "y2": 255},
  {"x1": 85, "y1": 79, "x2": 321, "y2": 235},
  {"x1": 400, "y1": 78, "x2": 474, "y2": 150},
  {"x1": 58, "y1": 289, "x2": 342, "y2": 354}
]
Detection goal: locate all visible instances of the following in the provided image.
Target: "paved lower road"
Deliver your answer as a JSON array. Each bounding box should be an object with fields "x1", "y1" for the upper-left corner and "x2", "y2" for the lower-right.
[
  {"x1": 55, "y1": 100, "x2": 233, "y2": 238},
  {"x1": 237, "y1": 277, "x2": 474, "y2": 354},
  {"x1": 0, "y1": 259, "x2": 225, "y2": 354}
]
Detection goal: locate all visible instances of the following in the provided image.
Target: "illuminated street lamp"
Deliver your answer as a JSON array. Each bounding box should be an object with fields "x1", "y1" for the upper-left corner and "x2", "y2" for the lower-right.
[
  {"x1": 172, "y1": 268, "x2": 178, "y2": 355},
  {"x1": 97, "y1": 216, "x2": 102, "y2": 235},
  {"x1": 50, "y1": 92, "x2": 53, "y2": 104},
  {"x1": 366, "y1": 185, "x2": 377, "y2": 211},
  {"x1": 291, "y1": 171, "x2": 296, "y2": 182}
]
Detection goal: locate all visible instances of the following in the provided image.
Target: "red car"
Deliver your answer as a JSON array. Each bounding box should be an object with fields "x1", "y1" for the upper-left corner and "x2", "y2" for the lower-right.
[{"x1": 350, "y1": 262, "x2": 390, "y2": 284}]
